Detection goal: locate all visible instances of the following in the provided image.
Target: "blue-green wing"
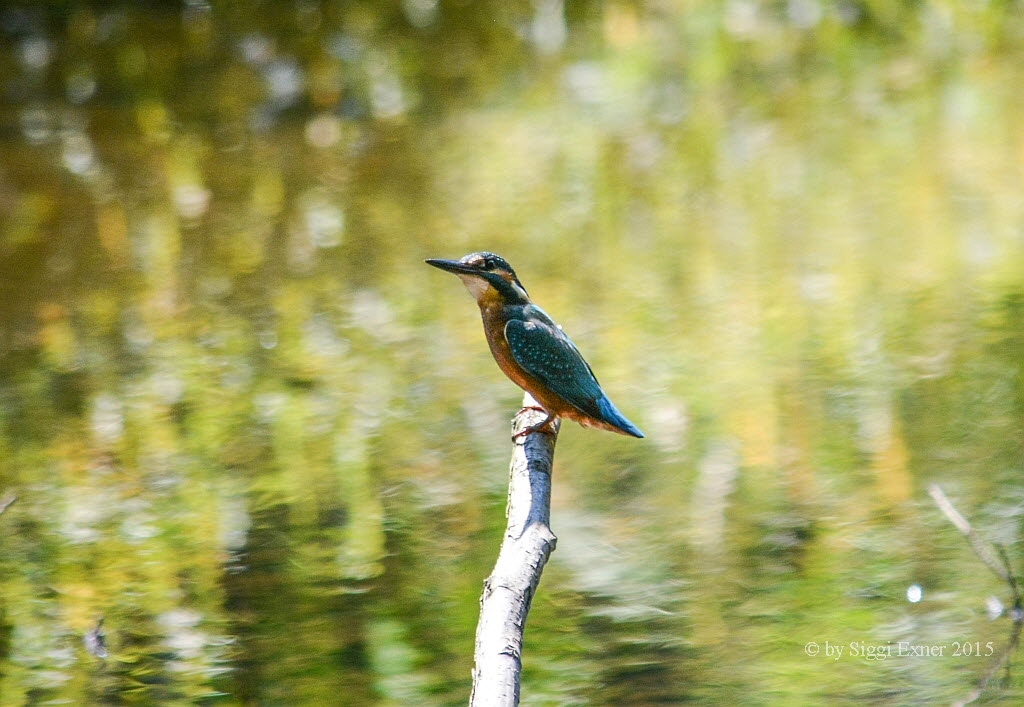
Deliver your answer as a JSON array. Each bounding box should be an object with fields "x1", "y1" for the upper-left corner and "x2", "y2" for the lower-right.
[{"x1": 504, "y1": 318, "x2": 604, "y2": 418}]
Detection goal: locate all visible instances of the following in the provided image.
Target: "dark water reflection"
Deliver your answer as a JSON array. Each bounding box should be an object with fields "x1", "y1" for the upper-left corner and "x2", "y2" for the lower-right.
[{"x1": 2, "y1": 2, "x2": 1024, "y2": 704}]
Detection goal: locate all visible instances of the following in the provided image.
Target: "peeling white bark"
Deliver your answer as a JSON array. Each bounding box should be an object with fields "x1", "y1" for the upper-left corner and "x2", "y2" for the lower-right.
[{"x1": 470, "y1": 393, "x2": 560, "y2": 707}]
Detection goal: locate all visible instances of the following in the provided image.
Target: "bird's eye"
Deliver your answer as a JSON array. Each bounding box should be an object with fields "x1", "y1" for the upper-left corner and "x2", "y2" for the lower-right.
[{"x1": 483, "y1": 258, "x2": 495, "y2": 270}]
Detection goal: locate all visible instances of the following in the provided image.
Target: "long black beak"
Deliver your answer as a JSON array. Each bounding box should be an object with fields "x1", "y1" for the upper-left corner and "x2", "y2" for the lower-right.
[{"x1": 425, "y1": 258, "x2": 480, "y2": 276}]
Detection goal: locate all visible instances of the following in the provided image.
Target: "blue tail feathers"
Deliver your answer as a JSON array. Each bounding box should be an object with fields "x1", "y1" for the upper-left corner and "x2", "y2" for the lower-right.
[{"x1": 596, "y1": 396, "x2": 644, "y2": 438}]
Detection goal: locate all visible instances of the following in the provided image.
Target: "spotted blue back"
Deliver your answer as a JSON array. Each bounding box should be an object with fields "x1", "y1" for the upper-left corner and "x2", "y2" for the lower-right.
[{"x1": 504, "y1": 317, "x2": 606, "y2": 419}]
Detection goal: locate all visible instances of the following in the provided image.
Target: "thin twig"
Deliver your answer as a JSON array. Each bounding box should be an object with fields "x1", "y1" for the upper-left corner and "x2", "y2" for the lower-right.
[
  {"x1": 929, "y1": 484, "x2": 1024, "y2": 706},
  {"x1": 928, "y1": 484, "x2": 1013, "y2": 584},
  {"x1": 0, "y1": 492, "x2": 16, "y2": 516},
  {"x1": 953, "y1": 619, "x2": 1022, "y2": 707},
  {"x1": 994, "y1": 543, "x2": 1023, "y2": 613}
]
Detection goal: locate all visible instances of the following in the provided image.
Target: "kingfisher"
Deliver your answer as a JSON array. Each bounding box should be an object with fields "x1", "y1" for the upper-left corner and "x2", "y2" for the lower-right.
[{"x1": 425, "y1": 252, "x2": 644, "y2": 439}]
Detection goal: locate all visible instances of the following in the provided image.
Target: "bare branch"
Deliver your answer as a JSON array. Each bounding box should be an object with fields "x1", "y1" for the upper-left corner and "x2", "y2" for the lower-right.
[{"x1": 470, "y1": 393, "x2": 560, "y2": 707}]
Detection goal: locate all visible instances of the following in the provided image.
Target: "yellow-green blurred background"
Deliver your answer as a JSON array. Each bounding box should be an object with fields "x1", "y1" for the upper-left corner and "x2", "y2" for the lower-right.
[{"x1": 2, "y1": 1, "x2": 1024, "y2": 704}]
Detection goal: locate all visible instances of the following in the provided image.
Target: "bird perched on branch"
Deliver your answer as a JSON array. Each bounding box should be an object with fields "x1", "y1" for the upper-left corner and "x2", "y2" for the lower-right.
[{"x1": 425, "y1": 252, "x2": 644, "y2": 439}]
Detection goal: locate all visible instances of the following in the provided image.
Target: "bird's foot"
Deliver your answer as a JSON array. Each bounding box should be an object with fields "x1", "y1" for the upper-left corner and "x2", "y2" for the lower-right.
[{"x1": 512, "y1": 412, "x2": 557, "y2": 439}]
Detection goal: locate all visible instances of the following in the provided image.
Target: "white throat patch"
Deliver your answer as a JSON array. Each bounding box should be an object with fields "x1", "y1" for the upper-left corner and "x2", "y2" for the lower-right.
[{"x1": 458, "y1": 274, "x2": 492, "y2": 300}]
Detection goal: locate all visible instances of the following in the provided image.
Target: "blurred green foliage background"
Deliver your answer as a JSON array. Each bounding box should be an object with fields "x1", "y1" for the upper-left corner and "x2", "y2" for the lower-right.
[{"x1": 1, "y1": 0, "x2": 1024, "y2": 704}]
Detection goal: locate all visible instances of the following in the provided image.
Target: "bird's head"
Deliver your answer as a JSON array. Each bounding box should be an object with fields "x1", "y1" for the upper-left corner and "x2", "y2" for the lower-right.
[{"x1": 425, "y1": 252, "x2": 530, "y2": 307}]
